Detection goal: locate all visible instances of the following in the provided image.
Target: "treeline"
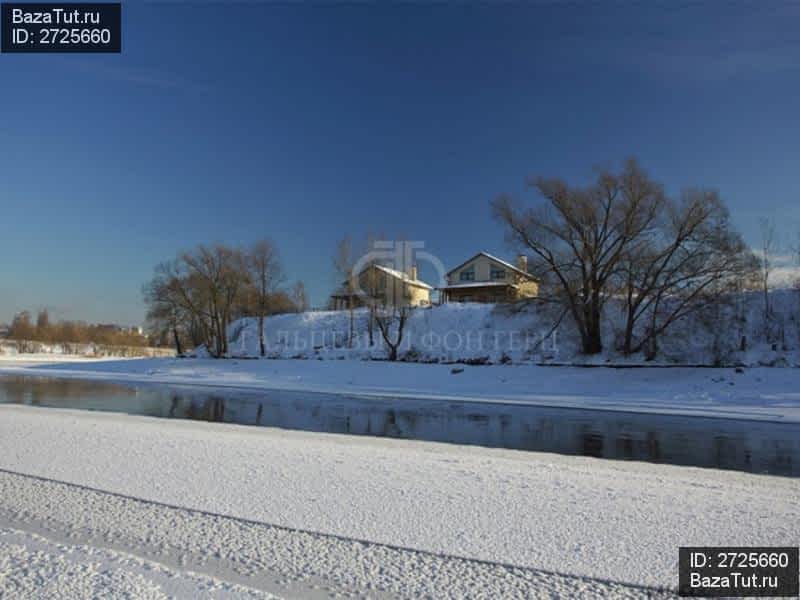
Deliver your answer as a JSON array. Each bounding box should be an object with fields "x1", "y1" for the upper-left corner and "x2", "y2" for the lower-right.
[
  {"x1": 143, "y1": 240, "x2": 307, "y2": 357},
  {"x1": 6, "y1": 310, "x2": 149, "y2": 347},
  {"x1": 141, "y1": 158, "x2": 775, "y2": 362}
]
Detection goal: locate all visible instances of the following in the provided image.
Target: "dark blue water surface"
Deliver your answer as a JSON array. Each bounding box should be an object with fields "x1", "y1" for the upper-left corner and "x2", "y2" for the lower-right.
[{"x1": 0, "y1": 375, "x2": 797, "y2": 476}]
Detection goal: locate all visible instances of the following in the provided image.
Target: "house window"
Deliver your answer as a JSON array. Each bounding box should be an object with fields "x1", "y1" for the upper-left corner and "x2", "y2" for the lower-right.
[
  {"x1": 490, "y1": 268, "x2": 506, "y2": 280},
  {"x1": 459, "y1": 269, "x2": 475, "y2": 281}
]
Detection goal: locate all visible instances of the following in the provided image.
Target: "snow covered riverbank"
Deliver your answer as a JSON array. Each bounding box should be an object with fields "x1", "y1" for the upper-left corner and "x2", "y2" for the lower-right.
[
  {"x1": 1, "y1": 405, "x2": 797, "y2": 597},
  {"x1": 223, "y1": 291, "x2": 800, "y2": 367},
  {"x1": 2, "y1": 356, "x2": 800, "y2": 422}
]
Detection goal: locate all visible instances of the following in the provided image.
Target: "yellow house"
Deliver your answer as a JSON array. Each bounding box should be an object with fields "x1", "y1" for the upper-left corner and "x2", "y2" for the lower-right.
[
  {"x1": 330, "y1": 263, "x2": 432, "y2": 310},
  {"x1": 439, "y1": 252, "x2": 538, "y2": 303}
]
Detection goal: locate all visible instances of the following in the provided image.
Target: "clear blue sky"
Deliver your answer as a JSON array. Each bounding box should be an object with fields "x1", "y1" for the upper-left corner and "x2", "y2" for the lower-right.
[{"x1": 1, "y1": 2, "x2": 799, "y2": 325}]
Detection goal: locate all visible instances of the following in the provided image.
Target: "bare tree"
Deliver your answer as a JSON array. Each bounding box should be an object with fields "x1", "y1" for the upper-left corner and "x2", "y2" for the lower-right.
[
  {"x1": 291, "y1": 281, "x2": 308, "y2": 312},
  {"x1": 374, "y1": 304, "x2": 409, "y2": 361},
  {"x1": 266, "y1": 291, "x2": 297, "y2": 314},
  {"x1": 493, "y1": 159, "x2": 759, "y2": 358},
  {"x1": 492, "y1": 159, "x2": 664, "y2": 354},
  {"x1": 362, "y1": 233, "x2": 388, "y2": 346},
  {"x1": 165, "y1": 244, "x2": 249, "y2": 358},
  {"x1": 143, "y1": 261, "x2": 188, "y2": 354},
  {"x1": 245, "y1": 240, "x2": 284, "y2": 357},
  {"x1": 759, "y1": 217, "x2": 776, "y2": 319},
  {"x1": 8, "y1": 311, "x2": 35, "y2": 341},
  {"x1": 616, "y1": 189, "x2": 756, "y2": 357},
  {"x1": 35, "y1": 309, "x2": 52, "y2": 342},
  {"x1": 144, "y1": 242, "x2": 294, "y2": 358},
  {"x1": 333, "y1": 236, "x2": 357, "y2": 348},
  {"x1": 793, "y1": 231, "x2": 800, "y2": 290}
]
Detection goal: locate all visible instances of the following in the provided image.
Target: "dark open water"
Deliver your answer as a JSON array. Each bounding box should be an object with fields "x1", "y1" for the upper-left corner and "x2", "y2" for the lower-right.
[{"x1": 0, "y1": 375, "x2": 797, "y2": 476}]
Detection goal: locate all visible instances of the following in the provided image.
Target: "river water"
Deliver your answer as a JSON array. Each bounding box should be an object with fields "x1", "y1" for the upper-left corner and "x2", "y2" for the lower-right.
[{"x1": 1, "y1": 375, "x2": 797, "y2": 476}]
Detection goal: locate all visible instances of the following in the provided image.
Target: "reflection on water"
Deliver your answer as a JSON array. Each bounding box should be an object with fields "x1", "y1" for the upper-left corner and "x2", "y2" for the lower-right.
[{"x1": 1, "y1": 375, "x2": 798, "y2": 476}]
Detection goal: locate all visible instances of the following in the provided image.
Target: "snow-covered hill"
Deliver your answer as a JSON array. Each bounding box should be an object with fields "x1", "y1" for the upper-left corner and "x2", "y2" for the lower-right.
[{"x1": 223, "y1": 289, "x2": 800, "y2": 366}]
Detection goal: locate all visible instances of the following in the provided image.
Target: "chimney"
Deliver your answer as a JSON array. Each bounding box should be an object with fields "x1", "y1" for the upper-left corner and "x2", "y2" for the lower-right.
[
  {"x1": 516, "y1": 255, "x2": 528, "y2": 273},
  {"x1": 409, "y1": 264, "x2": 418, "y2": 281}
]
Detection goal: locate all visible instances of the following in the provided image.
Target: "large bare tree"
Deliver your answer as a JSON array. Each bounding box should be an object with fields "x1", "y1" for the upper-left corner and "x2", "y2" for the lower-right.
[
  {"x1": 150, "y1": 245, "x2": 248, "y2": 358},
  {"x1": 143, "y1": 260, "x2": 188, "y2": 354},
  {"x1": 493, "y1": 159, "x2": 757, "y2": 358},
  {"x1": 616, "y1": 189, "x2": 757, "y2": 357},
  {"x1": 492, "y1": 159, "x2": 664, "y2": 354}
]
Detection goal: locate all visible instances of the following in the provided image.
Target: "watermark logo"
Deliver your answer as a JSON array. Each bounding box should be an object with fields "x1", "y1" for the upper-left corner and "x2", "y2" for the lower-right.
[{"x1": 349, "y1": 240, "x2": 447, "y2": 307}]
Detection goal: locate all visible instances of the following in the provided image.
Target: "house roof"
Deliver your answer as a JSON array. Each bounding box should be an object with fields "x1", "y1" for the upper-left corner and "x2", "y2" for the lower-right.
[
  {"x1": 437, "y1": 281, "x2": 513, "y2": 290},
  {"x1": 372, "y1": 264, "x2": 433, "y2": 290},
  {"x1": 445, "y1": 251, "x2": 539, "y2": 281},
  {"x1": 337, "y1": 263, "x2": 433, "y2": 291}
]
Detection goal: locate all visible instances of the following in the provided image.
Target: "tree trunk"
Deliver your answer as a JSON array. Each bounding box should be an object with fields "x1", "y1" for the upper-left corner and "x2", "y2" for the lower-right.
[
  {"x1": 622, "y1": 310, "x2": 635, "y2": 356},
  {"x1": 644, "y1": 330, "x2": 658, "y2": 361},
  {"x1": 258, "y1": 314, "x2": 265, "y2": 357},
  {"x1": 583, "y1": 330, "x2": 603, "y2": 354},
  {"x1": 582, "y1": 298, "x2": 603, "y2": 355},
  {"x1": 172, "y1": 325, "x2": 183, "y2": 355},
  {"x1": 640, "y1": 305, "x2": 660, "y2": 360},
  {"x1": 368, "y1": 309, "x2": 374, "y2": 346},
  {"x1": 348, "y1": 300, "x2": 354, "y2": 348}
]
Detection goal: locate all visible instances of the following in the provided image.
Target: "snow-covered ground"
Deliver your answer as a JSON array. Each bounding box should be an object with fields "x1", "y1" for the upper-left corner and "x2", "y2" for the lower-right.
[
  {"x1": 0, "y1": 528, "x2": 277, "y2": 600},
  {"x1": 0, "y1": 341, "x2": 174, "y2": 359},
  {"x1": 1, "y1": 301, "x2": 798, "y2": 596},
  {"x1": 0, "y1": 405, "x2": 796, "y2": 597},
  {"x1": 223, "y1": 289, "x2": 800, "y2": 366},
  {"x1": 0, "y1": 354, "x2": 127, "y2": 366},
  {"x1": 2, "y1": 356, "x2": 799, "y2": 422}
]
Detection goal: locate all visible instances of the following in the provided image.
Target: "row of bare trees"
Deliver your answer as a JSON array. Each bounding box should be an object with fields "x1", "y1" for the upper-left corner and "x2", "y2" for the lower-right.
[
  {"x1": 143, "y1": 160, "x2": 776, "y2": 362},
  {"x1": 493, "y1": 159, "x2": 760, "y2": 357},
  {"x1": 6, "y1": 309, "x2": 149, "y2": 347},
  {"x1": 143, "y1": 241, "x2": 307, "y2": 357}
]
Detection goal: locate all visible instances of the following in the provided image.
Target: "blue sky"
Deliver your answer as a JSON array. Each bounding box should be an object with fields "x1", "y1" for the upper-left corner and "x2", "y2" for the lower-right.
[{"x1": 1, "y1": 2, "x2": 799, "y2": 324}]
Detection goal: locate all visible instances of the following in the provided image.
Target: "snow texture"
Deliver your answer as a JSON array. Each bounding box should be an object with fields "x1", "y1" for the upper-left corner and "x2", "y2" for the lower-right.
[
  {"x1": 0, "y1": 405, "x2": 796, "y2": 595},
  {"x1": 0, "y1": 528, "x2": 278, "y2": 600},
  {"x1": 0, "y1": 471, "x2": 652, "y2": 599}
]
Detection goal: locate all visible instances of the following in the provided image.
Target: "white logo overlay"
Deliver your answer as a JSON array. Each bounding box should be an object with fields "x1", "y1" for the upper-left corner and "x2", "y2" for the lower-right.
[{"x1": 350, "y1": 240, "x2": 447, "y2": 307}]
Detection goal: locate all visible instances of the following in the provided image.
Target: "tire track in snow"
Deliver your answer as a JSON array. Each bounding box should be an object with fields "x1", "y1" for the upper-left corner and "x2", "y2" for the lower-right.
[{"x1": 0, "y1": 468, "x2": 671, "y2": 599}]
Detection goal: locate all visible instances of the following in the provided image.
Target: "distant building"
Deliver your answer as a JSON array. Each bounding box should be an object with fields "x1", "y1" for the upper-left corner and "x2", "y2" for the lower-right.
[
  {"x1": 97, "y1": 324, "x2": 144, "y2": 336},
  {"x1": 330, "y1": 263, "x2": 432, "y2": 310},
  {"x1": 439, "y1": 252, "x2": 539, "y2": 303},
  {"x1": 0, "y1": 324, "x2": 8, "y2": 338}
]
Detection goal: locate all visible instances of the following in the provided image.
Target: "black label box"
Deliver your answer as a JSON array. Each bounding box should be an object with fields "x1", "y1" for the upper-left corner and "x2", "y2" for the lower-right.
[
  {"x1": 1, "y1": 3, "x2": 121, "y2": 53},
  {"x1": 679, "y1": 547, "x2": 799, "y2": 597}
]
